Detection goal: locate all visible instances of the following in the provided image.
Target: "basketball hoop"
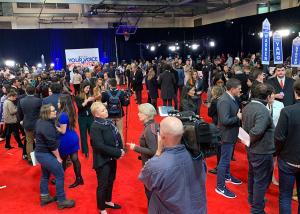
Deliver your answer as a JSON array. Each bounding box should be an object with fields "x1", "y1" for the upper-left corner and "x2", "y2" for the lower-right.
[{"x1": 124, "y1": 31, "x2": 130, "y2": 41}]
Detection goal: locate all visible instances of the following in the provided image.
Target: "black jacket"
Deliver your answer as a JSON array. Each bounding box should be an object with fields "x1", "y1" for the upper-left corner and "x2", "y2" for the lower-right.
[
  {"x1": 131, "y1": 69, "x2": 144, "y2": 91},
  {"x1": 158, "y1": 70, "x2": 176, "y2": 100},
  {"x1": 267, "y1": 77, "x2": 295, "y2": 106},
  {"x1": 18, "y1": 95, "x2": 42, "y2": 130},
  {"x1": 145, "y1": 77, "x2": 158, "y2": 99},
  {"x1": 275, "y1": 100, "x2": 300, "y2": 164},
  {"x1": 217, "y1": 92, "x2": 240, "y2": 143},
  {"x1": 208, "y1": 98, "x2": 218, "y2": 125},
  {"x1": 90, "y1": 118, "x2": 123, "y2": 169},
  {"x1": 35, "y1": 119, "x2": 59, "y2": 153},
  {"x1": 75, "y1": 96, "x2": 93, "y2": 118}
]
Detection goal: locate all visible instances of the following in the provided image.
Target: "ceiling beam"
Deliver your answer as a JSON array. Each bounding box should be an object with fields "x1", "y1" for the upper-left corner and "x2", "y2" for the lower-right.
[{"x1": 0, "y1": 0, "x2": 101, "y2": 4}]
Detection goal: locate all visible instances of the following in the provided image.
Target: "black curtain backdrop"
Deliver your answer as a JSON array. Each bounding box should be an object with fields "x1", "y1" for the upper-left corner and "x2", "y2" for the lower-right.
[{"x1": 0, "y1": 7, "x2": 299, "y2": 68}]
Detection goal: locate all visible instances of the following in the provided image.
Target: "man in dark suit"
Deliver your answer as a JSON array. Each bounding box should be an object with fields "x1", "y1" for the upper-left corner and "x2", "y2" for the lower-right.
[
  {"x1": 242, "y1": 83, "x2": 275, "y2": 213},
  {"x1": 42, "y1": 82, "x2": 61, "y2": 110},
  {"x1": 216, "y1": 78, "x2": 242, "y2": 199},
  {"x1": 131, "y1": 63, "x2": 143, "y2": 104},
  {"x1": 19, "y1": 85, "x2": 42, "y2": 164},
  {"x1": 267, "y1": 65, "x2": 294, "y2": 106},
  {"x1": 275, "y1": 79, "x2": 300, "y2": 213}
]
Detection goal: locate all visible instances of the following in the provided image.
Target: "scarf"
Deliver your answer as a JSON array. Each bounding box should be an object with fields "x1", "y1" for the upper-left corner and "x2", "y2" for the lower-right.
[{"x1": 94, "y1": 118, "x2": 122, "y2": 148}]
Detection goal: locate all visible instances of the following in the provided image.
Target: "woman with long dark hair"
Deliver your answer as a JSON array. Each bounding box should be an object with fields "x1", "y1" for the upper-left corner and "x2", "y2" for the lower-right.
[
  {"x1": 145, "y1": 67, "x2": 158, "y2": 109},
  {"x1": 56, "y1": 94, "x2": 83, "y2": 188},
  {"x1": 75, "y1": 81, "x2": 94, "y2": 158}
]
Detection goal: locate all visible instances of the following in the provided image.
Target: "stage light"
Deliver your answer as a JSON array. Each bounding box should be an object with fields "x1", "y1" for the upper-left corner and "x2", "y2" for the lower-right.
[
  {"x1": 209, "y1": 41, "x2": 215, "y2": 47},
  {"x1": 276, "y1": 29, "x2": 291, "y2": 37},
  {"x1": 158, "y1": 43, "x2": 161, "y2": 47},
  {"x1": 191, "y1": 44, "x2": 199, "y2": 50},
  {"x1": 150, "y1": 45, "x2": 156, "y2": 51},
  {"x1": 37, "y1": 63, "x2": 42, "y2": 68},
  {"x1": 175, "y1": 42, "x2": 179, "y2": 46},
  {"x1": 4, "y1": 60, "x2": 15, "y2": 67},
  {"x1": 185, "y1": 43, "x2": 189, "y2": 47},
  {"x1": 50, "y1": 63, "x2": 55, "y2": 67},
  {"x1": 168, "y1": 46, "x2": 176, "y2": 52},
  {"x1": 146, "y1": 45, "x2": 149, "y2": 49},
  {"x1": 176, "y1": 46, "x2": 180, "y2": 50}
]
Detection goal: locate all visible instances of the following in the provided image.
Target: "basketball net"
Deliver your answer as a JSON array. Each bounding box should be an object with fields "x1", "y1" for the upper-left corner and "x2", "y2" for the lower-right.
[{"x1": 124, "y1": 32, "x2": 130, "y2": 41}]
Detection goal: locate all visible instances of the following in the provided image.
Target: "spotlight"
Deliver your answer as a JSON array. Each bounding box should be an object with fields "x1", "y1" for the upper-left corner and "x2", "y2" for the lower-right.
[
  {"x1": 185, "y1": 43, "x2": 189, "y2": 47},
  {"x1": 158, "y1": 43, "x2": 161, "y2": 47},
  {"x1": 276, "y1": 29, "x2": 291, "y2": 37},
  {"x1": 175, "y1": 42, "x2": 179, "y2": 46},
  {"x1": 50, "y1": 63, "x2": 55, "y2": 67},
  {"x1": 146, "y1": 45, "x2": 149, "y2": 49},
  {"x1": 176, "y1": 46, "x2": 180, "y2": 50},
  {"x1": 209, "y1": 41, "x2": 215, "y2": 47},
  {"x1": 37, "y1": 63, "x2": 42, "y2": 68},
  {"x1": 4, "y1": 60, "x2": 15, "y2": 67},
  {"x1": 168, "y1": 46, "x2": 176, "y2": 52},
  {"x1": 191, "y1": 44, "x2": 199, "y2": 50},
  {"x1": 150, "y1": 45, "x2": 156, "y2": 52}
]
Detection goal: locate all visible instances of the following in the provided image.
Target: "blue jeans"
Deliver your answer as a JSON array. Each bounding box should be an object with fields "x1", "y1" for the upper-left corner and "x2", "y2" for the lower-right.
[
  {"x1": 35, "y1": 152, "x2": 66, "y2": 202},
  {"x1": 217, "y1": 142, "x2": 234, "y2": 189},
  {"x1": 278, "y1": 158, "x2": 300, "y2": 214},
  {"x1": 247, "y1": 152, "x2": 273, "y2": 214}
]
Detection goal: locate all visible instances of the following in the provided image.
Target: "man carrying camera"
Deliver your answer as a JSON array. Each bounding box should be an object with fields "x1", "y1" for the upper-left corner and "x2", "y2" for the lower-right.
[{"x1": 101, "y1": 78, "x2": 129, "y2": 143}]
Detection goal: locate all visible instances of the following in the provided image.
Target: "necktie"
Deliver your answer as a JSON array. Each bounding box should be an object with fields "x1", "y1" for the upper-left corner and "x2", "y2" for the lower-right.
[{"x1": 280, "y1": 79, "x2": 284, "y2": 89}]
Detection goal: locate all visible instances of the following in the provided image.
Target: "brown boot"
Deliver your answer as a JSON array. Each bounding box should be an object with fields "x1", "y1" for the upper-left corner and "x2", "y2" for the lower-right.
[
  {"x1": 57, "y1": 199, "x2": 75, "y2": 210},
  {"x1": 40, "y1": 194, "x2": 56, "y2": 206}
]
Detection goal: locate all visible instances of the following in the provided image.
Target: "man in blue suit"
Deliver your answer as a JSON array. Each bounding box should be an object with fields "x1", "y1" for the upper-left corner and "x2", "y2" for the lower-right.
[{"x1": 215, "y1": 78, "x2": 242, "y2": 199}]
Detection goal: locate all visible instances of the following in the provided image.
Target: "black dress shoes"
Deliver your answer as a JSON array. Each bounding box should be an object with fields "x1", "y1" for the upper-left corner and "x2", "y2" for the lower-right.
[
  {"x1": 105, "y1": 203, "x2": 121, "y2": 209},
  {"x1": 5, "y1": 145, "x2": 14, "y2": 150},
  {"x1": 69, "y1": 177, "x2": 84, "y2": 188}
]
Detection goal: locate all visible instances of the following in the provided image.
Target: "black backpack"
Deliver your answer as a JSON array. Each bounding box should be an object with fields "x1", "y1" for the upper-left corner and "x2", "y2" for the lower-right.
[{"x1": 107, "y1": 90, "x2": 122, "y2": 116}]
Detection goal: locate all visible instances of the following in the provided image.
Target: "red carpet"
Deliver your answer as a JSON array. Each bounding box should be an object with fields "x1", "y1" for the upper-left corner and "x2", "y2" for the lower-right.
[{"x1": 0, "y1": 89, "x2": 297, "y2": 214}]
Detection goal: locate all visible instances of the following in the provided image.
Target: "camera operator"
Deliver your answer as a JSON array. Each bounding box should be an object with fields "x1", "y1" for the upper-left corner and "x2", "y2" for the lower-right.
[
  {"x1": 139, "y1": 117, "x2": 207, "y2": 213},
  {"x1": 101, "y1": 78, "x2": 129, "y2": 143}
]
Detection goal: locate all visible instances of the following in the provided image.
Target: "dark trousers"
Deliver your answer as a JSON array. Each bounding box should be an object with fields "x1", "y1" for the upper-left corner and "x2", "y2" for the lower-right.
[
  {"x1": 5, "y1": 123, "x2": 23, "y2": 148},
  {"x1": 35, "y1": 152, "x2": 66, "y2": 202},
  {"x1": 144, "y1": 186, "x2": 152, "y2": 204},
  {"x1": 95, "y1": 160, "x2": 117, "y2": 210},
  {"x1": 247, "y1": 152, "x2": 273, "y2": 214},
  {"x1": 217, "y1": 142, "x2": 234, "y2": 189},
  {"x1": 135, "y1": 90, "x2": 142, "y2": 104},
  {"x1": 150, "y1": 98, "x2": 157, "y2": 110},
  {"x1": 78, "y1": 116, "x2": 93, "y2": 155},
  {"x1": 163, "y1": 99, "x2": 172, "y2": 106},
  {"x1": 278, "y1": 158, "x2": 300, "y2": 214}
]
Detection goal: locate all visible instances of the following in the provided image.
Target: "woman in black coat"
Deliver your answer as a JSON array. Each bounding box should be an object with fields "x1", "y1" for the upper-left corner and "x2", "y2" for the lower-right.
[
  {"x1": 145, "y1": 67, "x2": 158, "y2": 109},
  {"x1": 90, "y1": 102, "x2": 125, "y2": 214},
  {"x1": 158, "y1": 64, "x2": 176, "y2": 107}
]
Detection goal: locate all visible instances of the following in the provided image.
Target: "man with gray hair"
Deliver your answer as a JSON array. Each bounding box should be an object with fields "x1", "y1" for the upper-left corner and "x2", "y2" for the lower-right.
[{"x1": 139, "y1": 117, "x2": 207, "y2": 214}]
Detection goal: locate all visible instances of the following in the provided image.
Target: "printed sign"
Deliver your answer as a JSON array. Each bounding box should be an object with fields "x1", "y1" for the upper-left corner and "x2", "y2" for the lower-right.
[
  {"x1": 261, "y1": 19, "x2": 271, "y2": 65},
  {"x1": 291, "y1": 37, "x2": 300, "y2": 67},
  {"x1": 65, "y1": 48, "x2": 99, "y2": 67},
  {"x1": 273, "y1": 32, "x2": 283, "y2": 64}
]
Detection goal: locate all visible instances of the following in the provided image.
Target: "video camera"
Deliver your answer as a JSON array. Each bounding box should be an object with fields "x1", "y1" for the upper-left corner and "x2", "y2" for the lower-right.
[{"x1": 168, "y1": 110, "x2": 221, "y2": 160}]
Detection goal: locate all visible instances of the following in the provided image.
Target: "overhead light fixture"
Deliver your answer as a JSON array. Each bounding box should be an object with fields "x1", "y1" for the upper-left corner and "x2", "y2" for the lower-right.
[
  {"x1": 168, "y1": 46, "x2": 176, "y2": 52},
  {"x1": 4, "y1": 60, "x2": 15, "y2": 67},
  {"x1": 209, "y1": 41, "x2": 215, "y2": 47},
  {"x1": 191, "y1": 44, "x2": 199, "y2": 50},
  {"x1": 276, "y1": 29, "x2": 291, "y2": 37},
  {"x1": 150, "y1": 45, "x2": 156, "y2": 51}
]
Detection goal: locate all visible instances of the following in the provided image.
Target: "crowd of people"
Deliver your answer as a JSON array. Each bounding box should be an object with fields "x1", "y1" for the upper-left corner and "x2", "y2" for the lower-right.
[{"x1": 0, "y1": 52, "x2": 300, "y2": 214}]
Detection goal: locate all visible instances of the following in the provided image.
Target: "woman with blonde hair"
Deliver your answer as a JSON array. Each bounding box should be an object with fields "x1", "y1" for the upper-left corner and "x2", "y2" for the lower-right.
[
  {"x1": 127, "y1": 103, "x2": 158, "y2": 202},
  {"x1": 93, "y1": 78, "x2": 105, "y2": 101},
  {"x1": 145, "y1": 67, "x2": 158, "y2": 109}
]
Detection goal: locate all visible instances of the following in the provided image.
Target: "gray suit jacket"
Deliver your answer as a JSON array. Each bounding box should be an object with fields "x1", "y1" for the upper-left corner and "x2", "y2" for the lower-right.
[
  {"x1": 217, "y1": 92, "x2": 240, "y2": 143},
  {"x1": 242, "y1": 100, "x2": 275, "y2": 154}
]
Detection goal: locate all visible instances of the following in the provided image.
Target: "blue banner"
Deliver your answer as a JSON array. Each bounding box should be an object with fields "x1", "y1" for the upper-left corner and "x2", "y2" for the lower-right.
[
  {"x1": 291, "y1": 37, "x2": 300, "y2": 67},
  {"x1": 273, "y1": 32, "x2": 283, "y2": 64},
  {"x1": 261, "y1": 19, "x2": 270, "y2": 65}
]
